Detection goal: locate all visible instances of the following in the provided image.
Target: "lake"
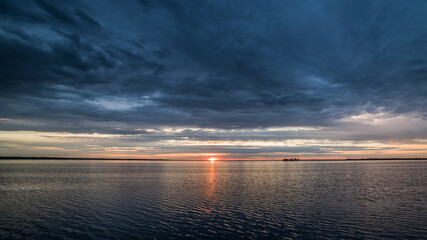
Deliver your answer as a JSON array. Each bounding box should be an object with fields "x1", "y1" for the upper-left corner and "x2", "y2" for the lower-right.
[{"x1": 0, "y1": 160, "x2": 426, "y2": 239}]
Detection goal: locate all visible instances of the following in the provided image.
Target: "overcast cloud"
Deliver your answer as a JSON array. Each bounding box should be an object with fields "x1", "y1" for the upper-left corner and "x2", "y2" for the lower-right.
[{"x1": 1, "y1": 0, "x2": 427, "y2": 158}]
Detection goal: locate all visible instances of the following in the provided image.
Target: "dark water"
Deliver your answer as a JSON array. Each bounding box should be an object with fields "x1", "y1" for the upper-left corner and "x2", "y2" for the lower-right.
[{"x1": 0, "y1": 160, "x2": 426, "y2": 239}]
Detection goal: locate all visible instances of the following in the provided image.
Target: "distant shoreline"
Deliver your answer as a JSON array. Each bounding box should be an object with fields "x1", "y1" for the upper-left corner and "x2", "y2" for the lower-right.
[
  {"x1": 0, "y1": 157, "x2": 168, "y2": 161},
  {"x1": 1, "y1": 157, "x2": 427, "y2": 161}
]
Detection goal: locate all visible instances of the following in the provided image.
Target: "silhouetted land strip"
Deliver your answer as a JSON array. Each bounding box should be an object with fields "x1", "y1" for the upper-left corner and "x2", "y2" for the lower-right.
[
  {"x1": 302, "y1": 158, "x2": 427, "y2": 161},
  {"x1": 345, "y1": 158, "x2": 427, "y2": 160},
  {"x1": 1, "y1": 157, "x2": 426, "y2": 161},
  {"x1": 0, "y1": 157, "x2": 168, "y2": 161}
]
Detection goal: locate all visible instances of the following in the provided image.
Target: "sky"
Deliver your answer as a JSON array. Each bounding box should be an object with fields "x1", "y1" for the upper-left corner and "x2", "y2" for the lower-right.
[{"x1": 1, "y1": 0, "x2": 427, "y2": 160}]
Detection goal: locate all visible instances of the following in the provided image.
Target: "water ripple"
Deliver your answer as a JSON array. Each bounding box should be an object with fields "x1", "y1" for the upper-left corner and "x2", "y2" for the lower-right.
[{"x1": 0, "y1": 160, "x2": 426, "y2": 239}]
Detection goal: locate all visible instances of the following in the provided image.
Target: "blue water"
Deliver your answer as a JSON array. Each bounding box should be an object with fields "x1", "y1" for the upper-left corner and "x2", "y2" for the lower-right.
[{"x1": 0, "y1": 160, "x2": 426, "y2": 239}]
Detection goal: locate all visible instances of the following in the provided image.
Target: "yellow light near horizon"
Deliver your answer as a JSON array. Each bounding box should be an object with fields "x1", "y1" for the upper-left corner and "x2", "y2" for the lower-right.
[{"x1": 208, "y1": 157, "x2": 218, "y2": 163}]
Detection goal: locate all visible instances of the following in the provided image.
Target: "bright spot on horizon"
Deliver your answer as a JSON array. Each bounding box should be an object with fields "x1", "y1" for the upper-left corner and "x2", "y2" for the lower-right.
[{"x1": 208, "y1": 157, "x2": 218, "y2": 163}]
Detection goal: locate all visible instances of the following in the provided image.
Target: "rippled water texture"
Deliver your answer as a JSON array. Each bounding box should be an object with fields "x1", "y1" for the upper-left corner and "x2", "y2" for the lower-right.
[{"x1": 0, "y1": 160, "x2": 426, "y2": 239}]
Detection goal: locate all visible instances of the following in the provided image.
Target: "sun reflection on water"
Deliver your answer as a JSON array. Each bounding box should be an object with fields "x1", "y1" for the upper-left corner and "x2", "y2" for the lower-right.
[{"x1": 201, "y1": 160, "x2": 216, "y2": 213}]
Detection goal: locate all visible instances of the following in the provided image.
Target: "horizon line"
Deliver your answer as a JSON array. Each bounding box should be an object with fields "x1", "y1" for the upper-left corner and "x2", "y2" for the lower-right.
[{"x1": 1, "y1": 156, "x2": 427, "y2": 161}]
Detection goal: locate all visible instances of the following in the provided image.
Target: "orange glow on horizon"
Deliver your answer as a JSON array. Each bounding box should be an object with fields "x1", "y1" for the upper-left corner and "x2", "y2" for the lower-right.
[{"x1": 208, "y1": 157, "x2": 218, "y2": 163}]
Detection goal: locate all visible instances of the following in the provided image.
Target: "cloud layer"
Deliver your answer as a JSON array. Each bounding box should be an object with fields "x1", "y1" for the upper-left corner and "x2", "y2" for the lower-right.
[{"x1": 1, "y1": 0, "x2": 427, "y2": 158}]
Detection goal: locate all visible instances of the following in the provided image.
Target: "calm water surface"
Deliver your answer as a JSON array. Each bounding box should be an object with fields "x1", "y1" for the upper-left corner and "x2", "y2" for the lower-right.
[{"x1": 0, "y1": 160, "x2": 426, "y2": 239}]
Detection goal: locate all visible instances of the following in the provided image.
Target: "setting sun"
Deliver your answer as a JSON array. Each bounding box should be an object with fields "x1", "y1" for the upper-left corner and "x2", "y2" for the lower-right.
[{"x1": 208, "y1": 157, "x2": 218, "y2": 163}]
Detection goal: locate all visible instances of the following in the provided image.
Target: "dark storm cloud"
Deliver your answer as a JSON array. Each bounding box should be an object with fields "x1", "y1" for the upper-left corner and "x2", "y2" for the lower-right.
[
  {"x1": 1, "y1": 0, "x2": 427, "y2": 136},
  {"x1": 33, "y1": 0, "x2": 76, "y2": 25},
  {"x1": 73, "y1": 9, "x2": 101, "y2": 27}
]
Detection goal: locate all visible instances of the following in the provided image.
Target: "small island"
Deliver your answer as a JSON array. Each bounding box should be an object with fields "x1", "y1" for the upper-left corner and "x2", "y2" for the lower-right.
[{"x1": 283, "y1": 158, "x2": 300, "y2": 161}]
